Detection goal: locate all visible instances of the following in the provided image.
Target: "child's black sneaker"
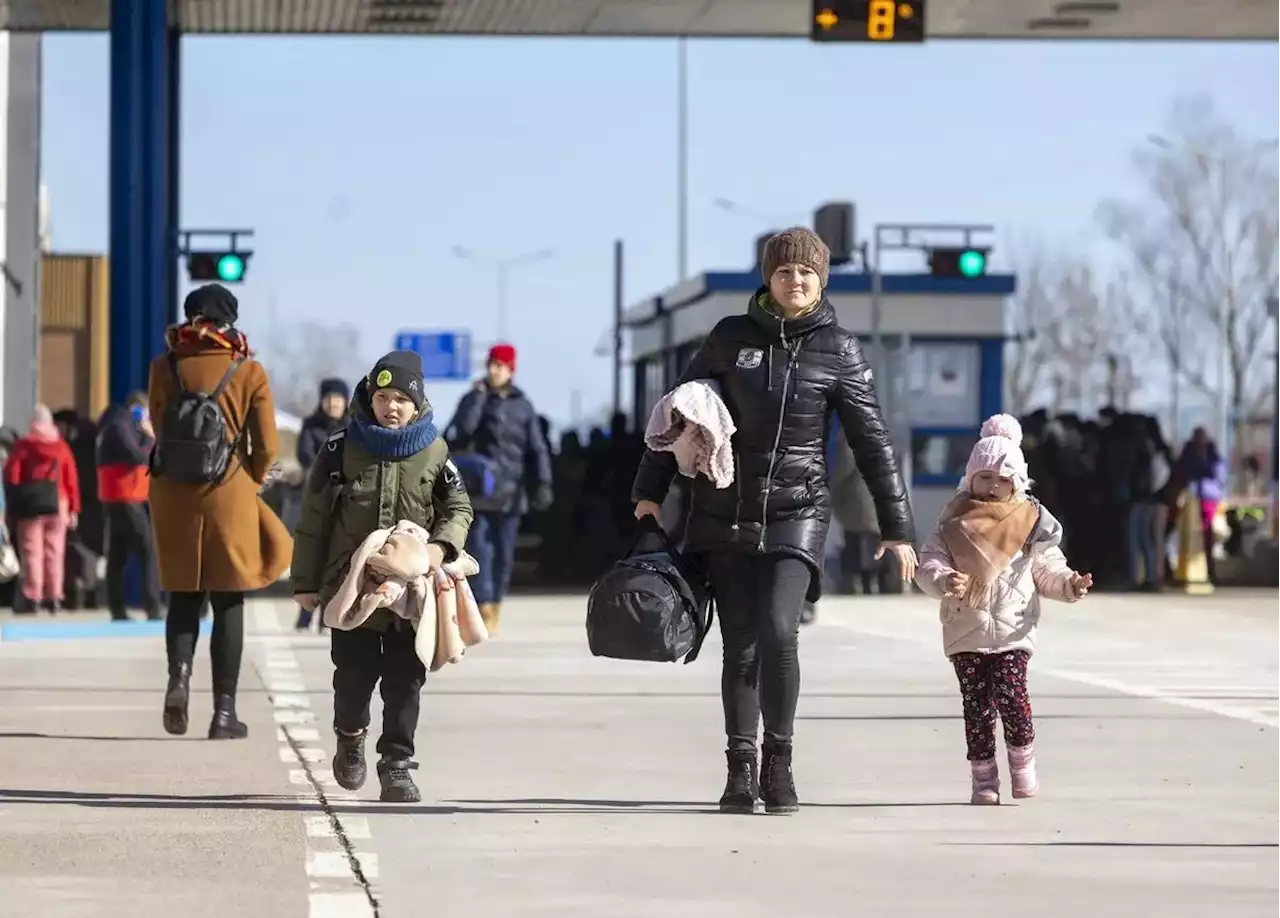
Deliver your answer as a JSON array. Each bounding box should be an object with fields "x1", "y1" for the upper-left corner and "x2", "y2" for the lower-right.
[
  {"x1": 377, "y1": 758, "x2": 421, "y2": 803},
  {"x1": 332, "y1": 730, "x2": 367, "y2": 791}
]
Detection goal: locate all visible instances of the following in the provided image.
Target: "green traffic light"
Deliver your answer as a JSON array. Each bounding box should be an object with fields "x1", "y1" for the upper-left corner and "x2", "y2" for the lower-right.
[
  {"x1": 217, "y1": 253, "x2": 245, "y2": 282},
  {"x1": 957, "y1": 250, "x2": 986, "y2": 277}
]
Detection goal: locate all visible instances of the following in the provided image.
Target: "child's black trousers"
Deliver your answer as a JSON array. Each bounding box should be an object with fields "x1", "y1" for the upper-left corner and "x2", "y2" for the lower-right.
[{"x1": 331, "y1": 620, "x2": 426, "y2": 761}]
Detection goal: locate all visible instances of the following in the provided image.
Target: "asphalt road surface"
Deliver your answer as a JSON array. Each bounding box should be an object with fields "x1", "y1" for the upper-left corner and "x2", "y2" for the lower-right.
[{"x1": 1, "y1": 591, "x2": 1275, "y2": 918}]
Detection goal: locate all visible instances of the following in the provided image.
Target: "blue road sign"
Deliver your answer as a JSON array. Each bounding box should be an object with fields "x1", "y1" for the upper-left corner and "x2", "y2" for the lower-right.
[{"x1": 393, "y1": 330, "x2": 473, "y2": 381}]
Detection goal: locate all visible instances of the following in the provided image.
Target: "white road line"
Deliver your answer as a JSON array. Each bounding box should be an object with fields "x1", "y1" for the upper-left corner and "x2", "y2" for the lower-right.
[
  {"x1": 250, "y1": 603, "x2": 381, "y2": 918},
  {"x1": 1041, "y1": 668, "x2": 1280, "y2": 729},
  {"x1": 825, "y1": 618, "x2": 1279, "y2": 729},
  {"x1": 279, "y1": 726, "x2": 322, "y2": 742},
  {"x1": 274, "y1": 708, "x2": 318, "y2": 724},
  {"x1": 281, "y1": 746, "x2": 327, "y2": 763},
  {"x1": 308, "y1": 892, "x2": 376, "y2": 918},
  {"x1": 307, "y1": 815, "x2": 371, "y2": 840}
]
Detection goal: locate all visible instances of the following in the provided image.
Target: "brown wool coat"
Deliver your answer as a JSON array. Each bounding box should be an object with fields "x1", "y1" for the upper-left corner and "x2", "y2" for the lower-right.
[{"x1": 147, "y1": 336, "x2": 293, "y2": 593}]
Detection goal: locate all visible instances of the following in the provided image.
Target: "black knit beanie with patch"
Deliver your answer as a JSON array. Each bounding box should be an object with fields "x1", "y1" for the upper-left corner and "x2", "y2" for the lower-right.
[{"x1": 367, "y1": 350, "x2": 425, "y2": 410}]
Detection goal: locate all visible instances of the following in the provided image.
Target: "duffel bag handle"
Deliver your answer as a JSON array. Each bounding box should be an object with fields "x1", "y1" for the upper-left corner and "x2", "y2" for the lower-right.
[{"x1": 627, "y1": 512, "x2": 675, "y2": 558}]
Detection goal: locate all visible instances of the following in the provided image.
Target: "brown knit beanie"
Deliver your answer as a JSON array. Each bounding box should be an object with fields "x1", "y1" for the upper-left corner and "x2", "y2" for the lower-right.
[{"x1": 761, "y1": 227, "x2": 830, "y2": 288}]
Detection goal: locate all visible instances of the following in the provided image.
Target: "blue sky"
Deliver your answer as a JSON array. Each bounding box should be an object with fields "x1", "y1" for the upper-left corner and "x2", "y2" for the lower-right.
[{"x1": 41, "y1": 35, "x2": 1279, "y2": 427}]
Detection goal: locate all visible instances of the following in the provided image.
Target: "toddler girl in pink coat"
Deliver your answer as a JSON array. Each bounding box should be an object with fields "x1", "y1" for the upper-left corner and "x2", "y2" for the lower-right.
[{"x1": 915, "y1": 414, "x2": 1093, "y2": 805}]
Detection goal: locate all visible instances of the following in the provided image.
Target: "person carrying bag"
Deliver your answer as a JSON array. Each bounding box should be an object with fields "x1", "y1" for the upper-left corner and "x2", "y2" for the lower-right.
[{"x1": 586, "y1": 513, "x2": 713, "y2": 665}]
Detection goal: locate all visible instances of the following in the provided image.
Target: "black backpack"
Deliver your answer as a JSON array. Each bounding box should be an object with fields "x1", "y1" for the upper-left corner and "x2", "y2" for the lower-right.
[
  {"x1": 153, "y1": 353, "x2": 246, "y2": 485},
  {"x1": 586, "y1": 516, "x2": 714, "y2": 665},
  {"x1": 10, "y1": 453, "x2": 61, "y2": 519}
]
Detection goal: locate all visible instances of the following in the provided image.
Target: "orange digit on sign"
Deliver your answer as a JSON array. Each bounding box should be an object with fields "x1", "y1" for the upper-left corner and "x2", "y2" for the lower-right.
[{"x1": 867, "y1": 0, "x2": 896, "y2": 39}]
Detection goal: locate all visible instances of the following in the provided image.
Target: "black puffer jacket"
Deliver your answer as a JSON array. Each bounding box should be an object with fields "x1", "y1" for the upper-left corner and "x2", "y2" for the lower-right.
[
  {"x1": 632, "y1": 291, "x2": 913, "y2": 600},
  {"x1": 445, "y1": 383, "x2": 553, "y2": 514}
]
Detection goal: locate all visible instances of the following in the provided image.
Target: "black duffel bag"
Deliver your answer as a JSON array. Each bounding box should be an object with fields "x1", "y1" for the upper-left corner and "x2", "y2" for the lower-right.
[{"x1": 586, "y1": 516, "x2": 713, "y2": 664}]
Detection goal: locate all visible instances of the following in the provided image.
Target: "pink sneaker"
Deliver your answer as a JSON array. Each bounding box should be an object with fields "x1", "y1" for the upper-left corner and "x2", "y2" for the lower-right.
[
  {"x1": 1008, "y1": 742, "x2": 1039, "y2": 798},
  {"x1": 969, "y1": 758, "x2": 1000, "y2": 805}
]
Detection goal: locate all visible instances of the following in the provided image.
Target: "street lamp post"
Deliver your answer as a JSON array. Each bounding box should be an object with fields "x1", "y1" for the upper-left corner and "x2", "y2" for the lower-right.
[
  {"x1": 677, "y1": 38, "x2": 688, "y2": 282},
  {"x1": 711, "y1": 197, "x2": 809, "y2": 228},
  {"x1": 451, "y1": 246, "x2": 554, "y2": 342},
  {"x1": 1264, "y1": 293, "x2": 1274, "y2": 537}
]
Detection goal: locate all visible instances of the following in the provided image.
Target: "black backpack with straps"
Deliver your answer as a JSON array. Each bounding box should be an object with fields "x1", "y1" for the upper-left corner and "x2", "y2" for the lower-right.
[
  {"x1": 307, "y1": 429, "x2": 350, "y2": 583},
  {"x1": 153, "y1": 353, "x2": 246, "y2": 485}
]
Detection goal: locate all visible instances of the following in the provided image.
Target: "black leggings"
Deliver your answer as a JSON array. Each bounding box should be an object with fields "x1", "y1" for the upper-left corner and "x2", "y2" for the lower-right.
[
  {"x1": 710, "y1": 552, "x2": 811, "y2": 752},
  {"x1": 165, "y1": 591, "x2": 245, "y2": 697}
]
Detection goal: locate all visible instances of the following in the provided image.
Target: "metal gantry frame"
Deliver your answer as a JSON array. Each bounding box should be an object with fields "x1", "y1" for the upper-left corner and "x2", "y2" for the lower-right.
[{"x1": 109, "y1": 0, "x2": 180, "y2": 405}]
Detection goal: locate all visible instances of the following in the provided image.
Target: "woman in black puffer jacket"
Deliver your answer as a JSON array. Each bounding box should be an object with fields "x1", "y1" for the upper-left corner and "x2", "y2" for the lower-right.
[{"x1": 632, "y1": 227, "x2": 918, "y2": 815}]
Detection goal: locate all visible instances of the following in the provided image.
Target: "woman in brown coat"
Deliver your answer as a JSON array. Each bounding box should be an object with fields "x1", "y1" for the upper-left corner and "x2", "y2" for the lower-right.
[{"x1": 148, "y1": 284, "x2": 292, "y2": 740}]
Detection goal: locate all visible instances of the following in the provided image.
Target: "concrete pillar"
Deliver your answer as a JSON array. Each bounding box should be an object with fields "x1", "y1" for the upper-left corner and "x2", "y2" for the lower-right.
[
  {"x1": 0, "y1": 33, "x2": 43, "y2": 430},
  {"x1": 109, "y1": 0, "x2": 177, "y2": 406}
]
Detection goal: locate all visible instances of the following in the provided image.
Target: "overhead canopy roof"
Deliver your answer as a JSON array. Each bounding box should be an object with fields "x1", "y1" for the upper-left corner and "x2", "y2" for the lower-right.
[{"x1": 5, "y1": 0, "x2": 1275, "y2": 39}]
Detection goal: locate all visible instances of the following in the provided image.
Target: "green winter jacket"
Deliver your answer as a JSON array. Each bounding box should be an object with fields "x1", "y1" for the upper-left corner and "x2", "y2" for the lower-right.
[{"x1": 291, "y1": 391, "x2": 473, "y2": 628}]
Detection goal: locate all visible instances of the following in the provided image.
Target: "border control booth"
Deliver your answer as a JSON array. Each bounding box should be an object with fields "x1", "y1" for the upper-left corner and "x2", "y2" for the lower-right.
[{"x1": 624, "y1": 268, "x2": 1017, "y2": 537}]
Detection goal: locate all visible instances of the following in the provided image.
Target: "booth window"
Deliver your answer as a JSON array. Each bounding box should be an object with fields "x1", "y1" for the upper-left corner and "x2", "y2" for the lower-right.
[{"x1": 912, "y1": 428, "x2": 980, "y2": 486}]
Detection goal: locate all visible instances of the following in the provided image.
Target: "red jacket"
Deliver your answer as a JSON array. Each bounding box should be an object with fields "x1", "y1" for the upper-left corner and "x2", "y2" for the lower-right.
[{"x1": 5, "y1": 436, "x2": 81, "y2": 515}]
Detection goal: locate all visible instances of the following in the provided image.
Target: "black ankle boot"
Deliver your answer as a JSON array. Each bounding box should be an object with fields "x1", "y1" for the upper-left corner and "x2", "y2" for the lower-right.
[
  {"x1": 761, "y1": 743, "x2": 799, "y2": 815},
  {"x1": 377, "y1": 758, "x2": 421, "y2": 803},
  {"x1": 208, "y1": 693, "x2": 248, "y2": 740},
  {"x1": 718, "y1": 749, "x2": 759, "y2": 814},
  {"x1": 162, "y1": 661, "x2": 192, "y2": 736},
  {"x1": 332, "y1": 730, "x2": 368, "y2": 791}
]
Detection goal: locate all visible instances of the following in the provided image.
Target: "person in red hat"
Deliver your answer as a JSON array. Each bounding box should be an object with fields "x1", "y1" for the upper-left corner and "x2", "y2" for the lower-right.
[{"x1": 444, "y1": 343, "x2": 553, "y2": 633}]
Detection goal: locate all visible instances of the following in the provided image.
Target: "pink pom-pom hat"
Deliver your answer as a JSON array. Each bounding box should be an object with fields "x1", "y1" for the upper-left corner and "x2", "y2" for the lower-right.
[{"x1": 962, "y1": 413, "x2": 1030, "y2": 492}]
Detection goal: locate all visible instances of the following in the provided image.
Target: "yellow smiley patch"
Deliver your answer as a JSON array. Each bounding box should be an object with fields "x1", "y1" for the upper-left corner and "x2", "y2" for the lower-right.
[{"x1": 375, "y1": 369, "x2": 393, "y2": 388}]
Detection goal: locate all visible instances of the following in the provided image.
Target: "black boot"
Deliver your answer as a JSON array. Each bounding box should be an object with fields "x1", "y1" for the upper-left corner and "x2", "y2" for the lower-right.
[
  {"x1": 332, "y1": 730, "x2": 368, "y2": 791},
  {"x1": 162, "y1": 661, "x2": 192, "y2": 736},
  {"x1": 208, "y1": 693, "x2": 248, "y2": 740},
  {"x1": 377, "y1": 758, "x2": 422, "y2": 803},
  {"x1": 718, "y1": 749, "x2": 759, "y2": 814},
  {"x1": 761, "y1": 742, "x2": 799, "y2": 815}
]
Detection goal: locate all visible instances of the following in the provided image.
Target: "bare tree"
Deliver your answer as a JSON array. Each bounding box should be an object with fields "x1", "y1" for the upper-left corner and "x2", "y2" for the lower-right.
[
  {"x1": 1099, "y1": 95, "x2": 1279, "y2": 452},
  {"x1": 1003, "y1": 240, "x2": 1062, "y2": 415},
  {"x1": 1005, "y1": 241, "x2": 1144, "y2": 415},
  {"x1": 1045, "y1": 263, "x2": 1122, "y2": 413},
  {"x1": 258, "y1": 321, "x2": 368, "y2": 419}
]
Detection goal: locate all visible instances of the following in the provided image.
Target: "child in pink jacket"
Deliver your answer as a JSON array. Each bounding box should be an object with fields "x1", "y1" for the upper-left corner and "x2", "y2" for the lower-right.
[{"x1": 915, "y1": 414, "x2": 1093, "y2": 805}]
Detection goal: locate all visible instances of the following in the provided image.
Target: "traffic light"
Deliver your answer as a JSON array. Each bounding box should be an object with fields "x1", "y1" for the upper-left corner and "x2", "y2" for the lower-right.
[
  {"x1": 186, "y1": 251, "x2": 251, "y2": 284},
  {"x1": 814, "y1": 202, "x2": 855, "y2": 266},
  {"x1": 929, "y1": 247, "x2": 988, "y2": 279}
]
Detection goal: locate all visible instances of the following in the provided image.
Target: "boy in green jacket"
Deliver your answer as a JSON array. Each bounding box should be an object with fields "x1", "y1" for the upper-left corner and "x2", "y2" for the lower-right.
[{"x1": 292, "y1": 350, "x2": 473, "y2": 803}]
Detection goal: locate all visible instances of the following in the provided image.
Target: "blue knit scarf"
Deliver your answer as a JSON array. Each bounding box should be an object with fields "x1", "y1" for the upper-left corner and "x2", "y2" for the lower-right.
[{"x1": 348, "y1": 408, "x2": 439, "y2": 460}]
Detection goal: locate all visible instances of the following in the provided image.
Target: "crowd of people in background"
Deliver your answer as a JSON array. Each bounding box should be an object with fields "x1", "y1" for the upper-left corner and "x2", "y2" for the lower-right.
[{"x1": 2, "y1": 370, "x2": 1272, "y2": 618}]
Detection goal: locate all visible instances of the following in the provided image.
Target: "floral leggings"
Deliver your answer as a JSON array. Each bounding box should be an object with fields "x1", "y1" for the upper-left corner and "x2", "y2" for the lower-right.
[{"x1": 951, "y1": 650, "x2": 1034, "y2": 761}]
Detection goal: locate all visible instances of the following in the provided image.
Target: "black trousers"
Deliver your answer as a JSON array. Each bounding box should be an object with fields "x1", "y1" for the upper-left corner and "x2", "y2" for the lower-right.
[
  {"x1": 710, "y1": 552, "x2": 811, "y2": 752},
  {"x1": 331, "y1": 621, "x2": 426, "y2": 761},
  {"x1": 166, "y1": 591, "x2": 245, "y2": 697},
  {"x1": 105, "y1": 503, "x2": 161, "y2": 619}
]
